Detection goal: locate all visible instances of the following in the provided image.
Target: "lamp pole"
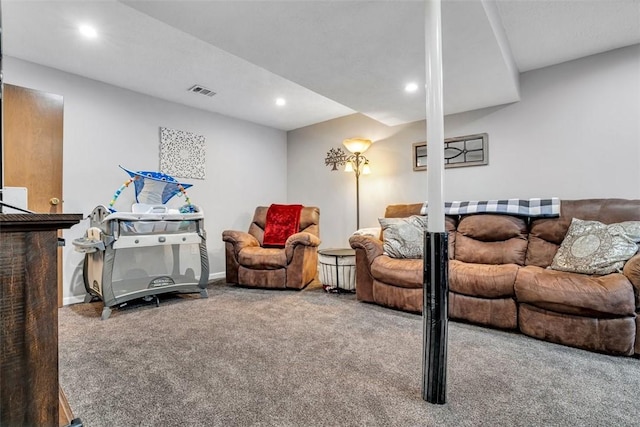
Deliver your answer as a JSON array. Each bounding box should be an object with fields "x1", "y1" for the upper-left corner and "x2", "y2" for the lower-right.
[{"x1": 353, "y1": 153, "x2": 363, "y2": 230}]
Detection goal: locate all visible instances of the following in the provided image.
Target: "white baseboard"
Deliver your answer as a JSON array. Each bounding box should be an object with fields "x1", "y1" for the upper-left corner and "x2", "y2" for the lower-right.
[
  {"x1": 63, "y1": 295, "x2": 87, "y2": 306},
  {"x1": 209, "y1": 271, "x2": 225, "y2": 281},
  {"x1": 62, "y1": 271, "x2": 226, "y2": 306}
]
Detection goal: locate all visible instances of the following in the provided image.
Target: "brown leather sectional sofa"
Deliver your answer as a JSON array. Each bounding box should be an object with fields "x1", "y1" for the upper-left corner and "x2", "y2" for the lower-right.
[{"x1": 349, "y1": 199, "x2": 640, "y2": 356}]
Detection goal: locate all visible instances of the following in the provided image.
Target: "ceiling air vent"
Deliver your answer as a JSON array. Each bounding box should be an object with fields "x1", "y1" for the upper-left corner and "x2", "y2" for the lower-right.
[{"x1": 188, "y1": 84, "x2": 216, "y2": 97}]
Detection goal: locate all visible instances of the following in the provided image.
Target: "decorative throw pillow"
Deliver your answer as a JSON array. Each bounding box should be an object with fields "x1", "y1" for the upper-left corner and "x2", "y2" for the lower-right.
[
  {"x1": 549, "y1": 218, "x2": 640, "y2": 275},
  {"x1": 379, "y1": 215, "x2": 427, "y2": 259}
]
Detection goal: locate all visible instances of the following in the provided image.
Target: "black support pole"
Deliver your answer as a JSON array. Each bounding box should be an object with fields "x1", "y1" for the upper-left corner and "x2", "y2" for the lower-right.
[{"x1": 422, "y1": 231, "x2": 449, "y2": 404}]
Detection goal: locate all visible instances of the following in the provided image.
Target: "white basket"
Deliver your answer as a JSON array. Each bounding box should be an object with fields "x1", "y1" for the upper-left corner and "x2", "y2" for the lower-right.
[{"x1": 319, "y1": 252, "x2": 356, "y2": 291}]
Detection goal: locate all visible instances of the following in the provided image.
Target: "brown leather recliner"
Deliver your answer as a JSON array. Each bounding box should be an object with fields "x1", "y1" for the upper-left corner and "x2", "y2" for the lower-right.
[{"x1": 222, "y1": 206, "x2": 320, "y2": 289}]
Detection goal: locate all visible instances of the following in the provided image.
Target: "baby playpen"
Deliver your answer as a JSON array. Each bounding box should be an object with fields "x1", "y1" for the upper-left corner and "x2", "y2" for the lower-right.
[{"x1": 73, "y1": 167, "x2": 209, "y2": 319}]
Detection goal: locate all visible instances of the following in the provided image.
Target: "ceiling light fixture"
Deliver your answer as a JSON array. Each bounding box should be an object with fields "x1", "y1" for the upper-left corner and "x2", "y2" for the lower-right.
[
  {"x1": 79, "y1": 24, "x2": 98, "y2": 39},
  {"x1": 405, "y1": 82, "x2": 419, "y2": 93},
  {"x1": 275, "y1": 98, "x2": 286, "y2": 106}
]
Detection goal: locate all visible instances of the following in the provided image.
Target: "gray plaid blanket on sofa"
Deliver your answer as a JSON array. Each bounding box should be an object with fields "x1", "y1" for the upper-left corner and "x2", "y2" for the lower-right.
[{"x1": 420, "y1": 198, "x2": 560, "y2": 217}]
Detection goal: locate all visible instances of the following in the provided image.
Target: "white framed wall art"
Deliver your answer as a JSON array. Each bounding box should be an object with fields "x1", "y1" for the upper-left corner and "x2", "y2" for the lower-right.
[{"x1": 159, "y1": 127, "x2": 206, "y2": 180}]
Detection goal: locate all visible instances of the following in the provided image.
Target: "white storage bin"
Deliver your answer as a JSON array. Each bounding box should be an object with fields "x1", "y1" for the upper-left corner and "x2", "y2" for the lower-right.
[{"x1": 318, "y1": 248, "x2": 356, "y2": 291}]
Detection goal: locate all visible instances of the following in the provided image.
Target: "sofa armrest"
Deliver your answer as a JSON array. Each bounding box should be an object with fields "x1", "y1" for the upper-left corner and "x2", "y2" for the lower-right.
[
  {"x1": 222, "y1": 230, "x2": 259, "y2": 254},
  {"x1": 349, "y1": 235, "x2": 383, "y2": 303},
  {"x1": 623, "y1": 253, "x2": 640, "y2": 307},
  {"x1": 349, "y1": 234, "x2": 384, "y2": 263}
]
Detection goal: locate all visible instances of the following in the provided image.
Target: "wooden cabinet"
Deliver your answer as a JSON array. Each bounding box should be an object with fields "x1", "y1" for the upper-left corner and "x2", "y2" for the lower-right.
[{"x1": 0, "y1": 213, "x2": 82, "y2": 427}]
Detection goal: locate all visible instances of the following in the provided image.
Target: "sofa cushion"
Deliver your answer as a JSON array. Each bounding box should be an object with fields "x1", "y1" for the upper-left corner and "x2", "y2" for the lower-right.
[
  {"x1": 449, "y1": 292, "x2": 517, "y2": 329},
  {"x1": 526, "y1": 199, "x2": 640, "y2": 267},
  {"x1": 449, "y1": 259, "x2": 518, "y2": 298},
  {"x1": 238, "y1": 247, "x2": 287, "y2": 269},
  {"x1": 372, "y1": 281, "x2": 423, "y2": 313},
  {"x1": 524, "y1": 235, "x2": 560, "y2": 268},
  {"x1": 238, "y1": 266, "x2": 286, "y2": 288},
  {"x1": 518, "y1": 303, "x2": 635, "y2": 356},
  {"x1": 371, "y1": 256, "x2": 422, "y2": 289},
  {"x1": 454, "y1": 214, "x2": 528, "y2": 265},
  {"x1": 549, "y1": 218, "x2": 640, "y2": 275},
  {"x1": 379, "y1": 215, "x2": 426, "y2": 259},
  {"x1": 384, "y1": 203, "x2": 424, "y2": 218},
  {"x1": 515, "y1": 265, "x2": 636, "y2": 317}
]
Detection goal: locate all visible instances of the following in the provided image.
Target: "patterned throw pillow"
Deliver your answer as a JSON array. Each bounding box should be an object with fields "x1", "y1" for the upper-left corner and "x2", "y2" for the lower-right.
[
  {"x1": 549, "y1": 218, "x2": 640, "y2": 275},
  {"x1": 378, "y1": 215, "x2": 427, "y2": 259}
]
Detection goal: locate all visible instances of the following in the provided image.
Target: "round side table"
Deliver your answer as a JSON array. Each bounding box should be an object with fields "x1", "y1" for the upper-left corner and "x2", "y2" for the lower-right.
[{"x1": 318, "y1": 248, "x2": 356, "y2": 293}]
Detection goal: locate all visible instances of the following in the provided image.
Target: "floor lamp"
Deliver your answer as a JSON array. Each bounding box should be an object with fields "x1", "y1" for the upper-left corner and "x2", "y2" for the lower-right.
[
  {"x1": 343, "y1": 138, "x2": 371, "y2": 230},
  {"x1": 324, "y1": 138, "x2": 372, "y2": 230}
]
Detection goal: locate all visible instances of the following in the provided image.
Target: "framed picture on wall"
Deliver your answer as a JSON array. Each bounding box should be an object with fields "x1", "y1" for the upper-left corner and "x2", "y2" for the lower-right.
[
  {"x1": 159, "y1": 127, "x2": 206, "y2": 180},
  {"x1": 413, "y1": 133, "x2": 488, "y2": 171},
  {"x1": 413, "y1": 142, "x2": 428, "y2": 170}
]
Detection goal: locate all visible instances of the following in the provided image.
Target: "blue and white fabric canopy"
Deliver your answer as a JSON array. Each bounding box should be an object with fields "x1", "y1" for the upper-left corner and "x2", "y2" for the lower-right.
[{"x1": 120, "y1": 166, "x2": 192, "y2": 205}]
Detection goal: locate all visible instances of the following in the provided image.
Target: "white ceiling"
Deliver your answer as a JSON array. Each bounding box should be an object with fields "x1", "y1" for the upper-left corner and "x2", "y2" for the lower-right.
[{"x1": 3, "y1": 0, "x2": 639, "y2": 131}]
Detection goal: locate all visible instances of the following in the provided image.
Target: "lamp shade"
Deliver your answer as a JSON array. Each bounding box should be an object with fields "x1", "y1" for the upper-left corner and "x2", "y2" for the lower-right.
[
  {"x1": 343, "y1": 138, "x2": 372, "y2": 154},
  {"x1": 362, "y1": 161, "x2": 371, "y2": 175},
  {"x1": 344, "y1": 162, "x2": 354, "y2": 173}
]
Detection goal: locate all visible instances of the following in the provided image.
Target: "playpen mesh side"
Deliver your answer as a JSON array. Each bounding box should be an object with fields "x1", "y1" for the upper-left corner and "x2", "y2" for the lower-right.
[{"x1": 109, "y1": 243, "x2": 204, "y2": 299}]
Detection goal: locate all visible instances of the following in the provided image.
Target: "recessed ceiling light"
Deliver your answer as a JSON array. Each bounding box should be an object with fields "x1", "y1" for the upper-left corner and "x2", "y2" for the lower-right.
[
  {"x1": 79, "y1": 24, "x2": 98, "y2": 39},
  {"x1": 275, "y1": 98, "x2": 286, "y2": 106},
  {"x1": 405, "y1": 82, "x2": 419, "y2": 93}
]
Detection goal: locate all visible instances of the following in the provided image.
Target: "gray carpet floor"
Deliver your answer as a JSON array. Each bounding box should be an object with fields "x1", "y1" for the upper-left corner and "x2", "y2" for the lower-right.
[{"x1": 58, "y1": 280, "x2": 640, "y2": 426}]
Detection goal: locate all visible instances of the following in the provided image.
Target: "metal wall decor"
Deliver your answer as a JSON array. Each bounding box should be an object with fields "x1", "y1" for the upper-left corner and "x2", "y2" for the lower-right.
[
  {"x1": 324, "y1": 147, "x2": 347, "y2": 170},
  {"x1": 413, "y1": 133, "x2": 488, "y2": 171}
]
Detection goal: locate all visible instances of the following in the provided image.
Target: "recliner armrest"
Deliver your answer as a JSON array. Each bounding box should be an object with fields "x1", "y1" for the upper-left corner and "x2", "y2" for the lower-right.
[
  {"x1": 349, "y1": 234, "x2": 384, "y2": 265},
  {"x1": 222, "y1": 230, "x2": 259, "y2": 254},
  {"x1": 285, "y1": 232, "x2": 321, "y2": 262},
  {"x1": 285, "y1": 231, "x2": 321, "y2": 248}
]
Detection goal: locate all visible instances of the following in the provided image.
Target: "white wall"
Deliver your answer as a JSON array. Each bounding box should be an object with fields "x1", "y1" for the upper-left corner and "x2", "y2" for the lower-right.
[
  {"x1": 287, "y1": 114, "x2": 427, "y2": 248},
  {"x1": 444, "y1": 44, "x2": 640, "y2": 201},
  {"x1": 288, "y1": 44, "x2": 640, "y2": 249},
  {"x1": 4, "y1": 57, "x2": 288, "y2": 304}
]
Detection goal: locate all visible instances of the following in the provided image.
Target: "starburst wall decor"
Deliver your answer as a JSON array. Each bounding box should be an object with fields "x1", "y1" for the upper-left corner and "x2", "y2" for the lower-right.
[{"x1": 159, "y1": 127, "x2": 206, "y2": 180}]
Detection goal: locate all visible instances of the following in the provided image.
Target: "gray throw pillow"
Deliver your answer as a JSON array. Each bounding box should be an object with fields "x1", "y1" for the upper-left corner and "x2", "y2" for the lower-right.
[
  {"x1": 549, "y1": 218, "x2": 640, "y2": 275},
  {"x1": 379, "y1": 215, "x2": 427, "y2": 259}
]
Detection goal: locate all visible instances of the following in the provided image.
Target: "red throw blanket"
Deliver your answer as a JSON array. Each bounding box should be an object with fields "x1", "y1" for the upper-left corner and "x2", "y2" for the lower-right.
[{"x1": 263, "y1": 204, "x2": 304, "y2": 247}]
